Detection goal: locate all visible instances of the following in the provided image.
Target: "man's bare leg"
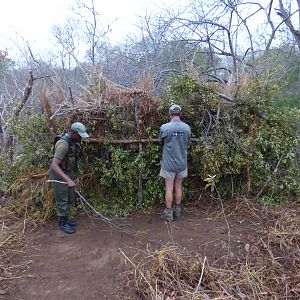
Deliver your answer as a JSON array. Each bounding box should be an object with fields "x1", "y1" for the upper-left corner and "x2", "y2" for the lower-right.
[
  {"x1": 165, "y1": 179, "x2": 175, "y2": 208},
  {"x1": 174, "y1": 178, "x2": 183, "y2": 205},
  {"x1": 173, "y1": 178, "x2": 183, "y2": 218}
]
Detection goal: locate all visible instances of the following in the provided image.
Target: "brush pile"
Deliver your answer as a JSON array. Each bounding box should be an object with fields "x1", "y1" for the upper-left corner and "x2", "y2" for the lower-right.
[
  {"x1": 2, "y1": 73, "x2": 299, "y2": 218},
  {"x1": 120, "y1": 204, "x2": 300, "y2": 299}
]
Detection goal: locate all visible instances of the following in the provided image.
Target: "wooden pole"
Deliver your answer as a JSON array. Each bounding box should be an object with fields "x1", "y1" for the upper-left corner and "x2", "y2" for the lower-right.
[
  {"x1": 85, "y1": 138, "x2": 200, "y2": 144},
  {"x1": 134, "y1": 101, "x2": 144, "y2": 205}
]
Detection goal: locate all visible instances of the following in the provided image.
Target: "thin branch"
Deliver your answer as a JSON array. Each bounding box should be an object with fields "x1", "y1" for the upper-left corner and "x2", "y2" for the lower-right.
[
  {"x1": 254, "y1": 155, "x2": 284, "y2": 202},
  {"x1": 26, "y1": 42, "x2": 41, "y2": 66}
]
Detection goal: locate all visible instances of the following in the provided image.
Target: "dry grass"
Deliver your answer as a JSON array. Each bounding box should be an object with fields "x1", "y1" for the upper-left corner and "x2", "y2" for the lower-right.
[
  {"x1": 8, "y1": 169, "x2": 55, "y2": 222},
  {"x1": 0, "y1": 208, "x2": 33, "y2": 292},
  {"x1": 120, "y1": 202, "x2": 300, "y2": 299},
  {"x1": 0, "y1": 169, "x2": 53, "y2": 293}
]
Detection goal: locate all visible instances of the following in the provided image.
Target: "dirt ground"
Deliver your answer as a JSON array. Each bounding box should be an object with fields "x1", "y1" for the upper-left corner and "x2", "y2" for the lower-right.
[{"x1": 2, "y1": 201, "x2": 270, "y2": 300}]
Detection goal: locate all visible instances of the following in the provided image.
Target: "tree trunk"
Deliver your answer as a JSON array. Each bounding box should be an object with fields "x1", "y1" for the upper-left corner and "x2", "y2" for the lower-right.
[
  {"x1": 278, "y1": 0, "x2": 300, "y2": 49},
  {"x1": 0, "y1": 116, "x2": 4, "y2": 151},
  {"x1": 3, "y1": 72, "x2": 36, "y2": 161}
]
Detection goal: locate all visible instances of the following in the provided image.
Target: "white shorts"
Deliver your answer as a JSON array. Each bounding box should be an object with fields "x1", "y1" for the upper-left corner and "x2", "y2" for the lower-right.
[{"x1": 159, "y1": 168, "x2": 188, "y2": 179}]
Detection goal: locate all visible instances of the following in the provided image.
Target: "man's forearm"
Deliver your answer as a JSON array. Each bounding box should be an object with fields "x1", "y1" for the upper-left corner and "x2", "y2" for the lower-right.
[{"x1": 50, "y1": 164, "x2": 71, "y2": 183}]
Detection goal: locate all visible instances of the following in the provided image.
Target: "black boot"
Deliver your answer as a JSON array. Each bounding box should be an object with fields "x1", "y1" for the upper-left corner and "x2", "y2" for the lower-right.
[
  {"x1": 67, "y1": 219, "x2": 76, "y2": 226},
  {"x1": 58, "y1": 216, "x2": 76, "y2": 234}
]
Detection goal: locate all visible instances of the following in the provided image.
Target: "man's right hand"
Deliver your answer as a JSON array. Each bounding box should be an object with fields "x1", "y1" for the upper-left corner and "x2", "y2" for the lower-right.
[
  {"x1": 67, "y1": 179, "x2": 76, "y2": 188},
  {"x1": 50, "y1": 158, "x2": 76, "y2": 188}
]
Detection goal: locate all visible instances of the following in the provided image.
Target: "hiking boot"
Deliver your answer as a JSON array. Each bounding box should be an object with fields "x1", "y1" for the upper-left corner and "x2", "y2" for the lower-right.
[
  {"x1": 58, "y1": 217, "x2": 76, "y2": 234},
  {"x1": 173, "y1": 204, "x2": 181, "y2": 218},
  {"x1": 160, "y1": 208, "x2": 174, "y2": 222}
]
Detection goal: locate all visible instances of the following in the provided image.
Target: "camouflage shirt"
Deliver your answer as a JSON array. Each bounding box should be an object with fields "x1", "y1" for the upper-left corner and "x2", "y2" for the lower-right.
[{"x1": 53, "y1": 134, "x2": 77, "y2": 171}]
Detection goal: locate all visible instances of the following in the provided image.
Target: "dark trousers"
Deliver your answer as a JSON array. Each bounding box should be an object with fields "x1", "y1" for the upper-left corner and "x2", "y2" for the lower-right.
[{"x1": 48, "y1": 169, "x2": 76, "y2": 217}]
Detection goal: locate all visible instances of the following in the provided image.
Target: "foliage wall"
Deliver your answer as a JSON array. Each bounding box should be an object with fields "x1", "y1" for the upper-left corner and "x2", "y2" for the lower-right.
[{"x1": 1, "y1": 74, "x2": 299, "y2": 218}]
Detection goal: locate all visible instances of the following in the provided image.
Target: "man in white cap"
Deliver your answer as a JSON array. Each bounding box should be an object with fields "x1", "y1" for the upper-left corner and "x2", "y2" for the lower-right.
[
  {"x1": 159, "y1": 105, "x2": 191, "y2": 222},
  {"x1": 49, "y1": 122, "x2": 89, "y2": 234}
]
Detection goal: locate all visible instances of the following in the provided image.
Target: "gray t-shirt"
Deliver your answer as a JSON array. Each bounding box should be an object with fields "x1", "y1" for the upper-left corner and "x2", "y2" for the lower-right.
[{"x1": 159, "y1": 119, "x2": 191, "y2": 172}]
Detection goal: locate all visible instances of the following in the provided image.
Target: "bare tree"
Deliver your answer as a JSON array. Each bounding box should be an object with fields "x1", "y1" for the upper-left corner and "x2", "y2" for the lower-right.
[
  {"x1": 52, "y1": 20, "x2": 81, "y2": 70},
  {"x1": 74, "y1": 0, "x2": 112, "y2": 67},
  {"x1": 2, "y1": 72, "x2": 40, "y2": 160},
  {"x1": 127, "y1": 0, "x2": 300, "y2": 92}
]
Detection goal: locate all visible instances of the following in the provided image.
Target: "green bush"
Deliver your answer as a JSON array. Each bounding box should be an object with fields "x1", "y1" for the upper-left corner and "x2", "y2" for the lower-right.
[{"x1": 0, "y1": 113, "x2": 52, "y2": 192}]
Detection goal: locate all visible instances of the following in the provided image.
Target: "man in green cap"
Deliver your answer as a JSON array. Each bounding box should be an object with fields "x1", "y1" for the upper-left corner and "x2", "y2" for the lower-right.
[
  {"x1": 48, "y1": 122, "x2": 89, "y2": 234},
  {"x1": 159, "y1": 104, "x2": 191, "y2": 222}
]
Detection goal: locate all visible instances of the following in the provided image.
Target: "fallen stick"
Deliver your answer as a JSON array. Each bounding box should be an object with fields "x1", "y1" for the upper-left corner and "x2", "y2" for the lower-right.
[{"x1": 192, "y1": 256, "x2": 207, "y2": 299}]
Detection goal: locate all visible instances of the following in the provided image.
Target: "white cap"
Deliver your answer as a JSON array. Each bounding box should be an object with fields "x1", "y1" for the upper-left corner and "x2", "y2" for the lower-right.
[
  {"x1": 71, "y1": 122, "x2": 89, "y2": 138},
  {"x1": 169, "y1": 104, "x2": 182, "y2": 114}
]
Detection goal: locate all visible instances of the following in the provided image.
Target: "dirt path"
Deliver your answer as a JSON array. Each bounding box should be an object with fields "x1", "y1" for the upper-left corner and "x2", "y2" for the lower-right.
[{"x1": 4, "y1": 204, "x2": 263, "y2": 300}]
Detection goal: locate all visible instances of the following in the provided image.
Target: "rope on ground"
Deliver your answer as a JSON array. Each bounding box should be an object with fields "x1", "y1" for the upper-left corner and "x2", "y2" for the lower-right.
[
  {"x1": 75, "y1": 189, "x2": 132, "y2": 234},
  {"x1": 46, "y1": 180, "x2": 132, "y2": 235}
]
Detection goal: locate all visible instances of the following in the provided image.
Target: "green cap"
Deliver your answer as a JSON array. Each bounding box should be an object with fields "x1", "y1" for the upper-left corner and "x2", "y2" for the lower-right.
[{"x1": 71, "y1": 122, "x2": 89, "y2": 138}]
